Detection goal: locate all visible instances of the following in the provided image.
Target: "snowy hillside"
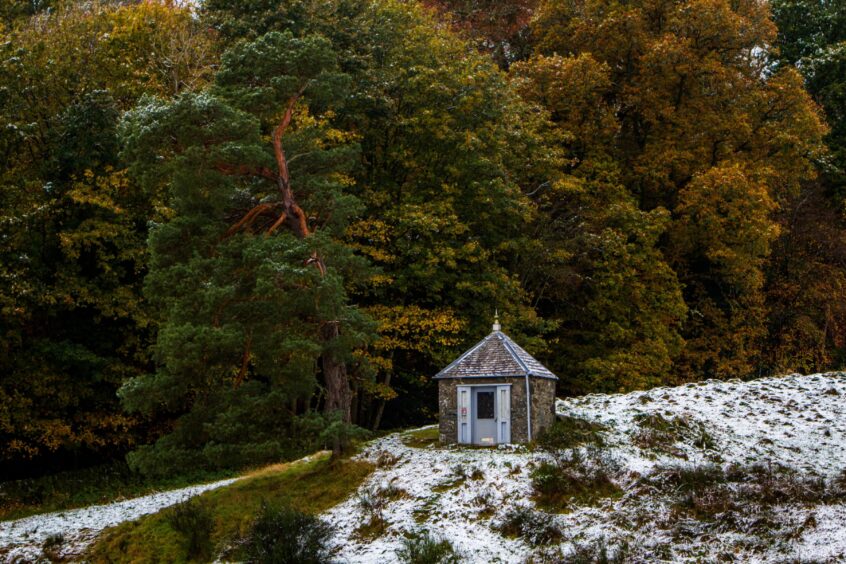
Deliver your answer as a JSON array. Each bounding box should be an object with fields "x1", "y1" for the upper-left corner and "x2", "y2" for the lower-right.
[
  {"x1": 325, "y1": 372, "x2": 846, "y2": 562},
  {"x1": 2, "y1": 373, "x2": 845, "y2": 562}
]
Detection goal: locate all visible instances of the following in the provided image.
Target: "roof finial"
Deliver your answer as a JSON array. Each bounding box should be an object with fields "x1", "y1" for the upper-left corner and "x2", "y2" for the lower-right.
[{"x1": 493, "y1": 309, "x2": 501, "y2": 331}]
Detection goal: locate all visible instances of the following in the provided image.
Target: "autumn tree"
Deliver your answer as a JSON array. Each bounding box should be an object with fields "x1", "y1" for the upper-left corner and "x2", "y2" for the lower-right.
[
  {"x1": 762, "y1": 0, "x2": 846, "y2": 373},
  {"x1": 420, "y1": 0, "x2": 536, "y2": 68},
  {"x1": 530, "y1": 0, "x2": 827, "y2": 381},
  {"x1": 0, "y1": 1, "x2": 217, "y2": 475},
  {"x1": 511, "y1": 54, "x2": 687, "y2": 393}
]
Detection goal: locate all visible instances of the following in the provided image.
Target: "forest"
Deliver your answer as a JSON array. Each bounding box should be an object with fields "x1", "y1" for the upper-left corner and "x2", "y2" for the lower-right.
[{"x1": 1, "y1": 0, "x2": 845, "y2": 483}]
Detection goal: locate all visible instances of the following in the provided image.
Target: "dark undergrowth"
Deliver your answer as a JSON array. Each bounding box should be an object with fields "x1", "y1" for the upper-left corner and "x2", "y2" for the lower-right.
[
  {"x1": 0, "y1": 460, "x2": 234, "y2": 522},
  {"x1": 531, "y1": 448, "x2": 622, "y2": 512},
  {"x1": 536, "y1": 415, "x2": 608, "y2": 451},
  {"x1": 631, "y1": 463, "x2": 846, "y2": 549}
]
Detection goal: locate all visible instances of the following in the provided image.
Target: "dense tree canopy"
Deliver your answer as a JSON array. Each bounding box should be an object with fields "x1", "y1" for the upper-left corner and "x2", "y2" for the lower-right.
[
  {"x1": 2, "y1": 0, "x2": 845, "y2": 478},
  {"x1": 0, "y1": 1, "x2": 217, "y2": 474}
]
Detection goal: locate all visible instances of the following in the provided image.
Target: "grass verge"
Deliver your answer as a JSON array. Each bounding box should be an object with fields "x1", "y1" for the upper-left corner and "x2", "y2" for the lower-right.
[
  {"x1": 85, "y1": 453, "x2": 373, "y2": 563},
  {"x1": 0, "y1": 462, "x2": 234, "y2": 522}
]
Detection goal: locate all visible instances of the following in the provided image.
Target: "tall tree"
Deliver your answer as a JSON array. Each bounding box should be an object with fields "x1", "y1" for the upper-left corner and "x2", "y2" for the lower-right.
[
  {"x1": 765, "y1": 0, "x2": 846, "y2": 373},
  {"x1": 530, "y1": 0, "x2": 827, "y2": 381},
  {"x1": 0, "y1": 1, "x2": 217, "y2": 474},
  {"x1": 202, "y1": 0, "x2": 557, "y2": 428},
  {"x1": 119, "y1": 31, "x2": 373, "y2": 474}
]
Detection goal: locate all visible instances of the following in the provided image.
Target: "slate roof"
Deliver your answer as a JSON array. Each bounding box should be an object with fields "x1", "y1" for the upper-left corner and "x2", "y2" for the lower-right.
[{"x1": 434, "y1": 331, "x2": 558, "y2": 380}]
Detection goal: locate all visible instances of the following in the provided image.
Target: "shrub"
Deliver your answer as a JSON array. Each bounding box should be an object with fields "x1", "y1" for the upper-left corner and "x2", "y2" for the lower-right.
[
  {"x1": 165, "y1": 498, "x2": 215, "y2": 561},
  {"x1": 566, "y1": 538, "x2": 631, "y2": 563},
  {"x1": 531, "y1": 448, "x2": 622, "y2": 511},
  {"x1": 355, "y1": 484, "x2": 397, "y2": 539},
  {"x1": 397, "y1": 531, "x2": 461, "y2": 564},
  {"x1": 496, "y1": 505, "x2": 562, "y2": 546},
  {"x1": 537, "y1": 415, "x2": 607, "y2": 451},
  {"x1": 242, "y1": 502, "x2": 334, "y2": 564},
  {"x1": 631, "y1": 413, "x2": 717, "y2": 455},
  {"x1": 319, "y1": 412, "x2": 372, "y2": 458}
]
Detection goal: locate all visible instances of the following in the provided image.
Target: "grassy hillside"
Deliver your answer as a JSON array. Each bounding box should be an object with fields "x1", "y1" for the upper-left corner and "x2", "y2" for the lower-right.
[{"x1": 86, "y1": 454, "x2": 372, "y2": 563}]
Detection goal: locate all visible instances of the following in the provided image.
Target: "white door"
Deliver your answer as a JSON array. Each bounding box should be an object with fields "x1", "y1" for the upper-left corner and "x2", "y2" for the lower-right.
[
  {"x1": 497, "y1": 385, "x2": 511, "y2": 444},
  {"x1": 456, "y1": 386, "x2": 470, "y2": 444},
  {"x1": 472, "y1": 387, "x2": 497, "y2": 445}
]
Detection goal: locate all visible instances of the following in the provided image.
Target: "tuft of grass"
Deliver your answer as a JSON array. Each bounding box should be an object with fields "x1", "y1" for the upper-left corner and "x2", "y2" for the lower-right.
[
  {"x1": 354, "y1": 482, "x2": 406, "y2": 540},
  {"x1": 532, "y1": 448, "x2": 622, "y2": 512},
  {"x1": 631, "y1": 413, "x2": 716, "y2": 455},
  {"x1": 165, "y1": 498, "x2": 215, "y2": 561},
  {"x1": 432, "y1": 465, "x2": 467, "y2": 492},
  {"x1": 242, "y1": 502, "x2": 333, "y2": 564},
  {"x1": 566, "y1": 538, "x2": 631, "y2": 563},
  {"x1": 537, "y1": 415, "x2": 608, "y2": 451},
  {"x1": 495, "y1": 505, "x2": 562, "y2": 546},
  {"x1": 401, "y1": 427, "x2": 440, "y2": 449},
  {"x1": 397, "y1": 530, "x2": 461, "y2": 564},
  {"x1": 473, "y1": 491, "x2": 495, "y2": 520},
  {"x1": 86, "y1": 454, "x2": 373, "y2": 563}
]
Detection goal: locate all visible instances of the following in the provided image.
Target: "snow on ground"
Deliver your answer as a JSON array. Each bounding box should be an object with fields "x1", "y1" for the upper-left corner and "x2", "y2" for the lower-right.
[
  {"x1": 562, "y1": 372, "x2": 846, "y2": 479},
  {"x1": 0, "y1": 477, "x2": 239, "y2": 562},
  {"x1": 323, "y1": 372, "x2": 846, "y2": 563},
  {"x1": 1, "y1": 373, "x2": 845, "y2": 562}
]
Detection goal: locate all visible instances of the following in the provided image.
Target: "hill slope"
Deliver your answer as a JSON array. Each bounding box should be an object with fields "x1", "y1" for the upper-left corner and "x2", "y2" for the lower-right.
[
  {"x1": 1, "y1": 372, "x2": 845, "y2": 562},
  {"x1": 324, "y1": 372, "x2": 846, "y2": 562}
]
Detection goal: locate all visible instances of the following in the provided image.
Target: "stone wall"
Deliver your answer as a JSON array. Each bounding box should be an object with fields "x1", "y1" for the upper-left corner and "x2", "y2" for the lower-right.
[{"x1": 437, "y1": 376, "x2": 556, "y2": 444}]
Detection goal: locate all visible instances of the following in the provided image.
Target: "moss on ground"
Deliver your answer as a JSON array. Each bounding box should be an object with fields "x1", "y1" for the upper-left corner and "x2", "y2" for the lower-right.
[
  {"x1": 85, "y1": 454, "x2": 373, "y2": 563},
  {"x1": 400, "y1": 426, "x2": 440, "y2": 449}
]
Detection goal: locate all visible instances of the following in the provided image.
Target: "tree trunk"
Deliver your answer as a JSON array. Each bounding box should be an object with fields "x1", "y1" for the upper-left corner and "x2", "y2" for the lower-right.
[
  {"x1": 321, "y1": 322, "x2": 352, "y2": 423},
  {"x1": 371, "y1": 371, "x2": 392, "y2": 431}
]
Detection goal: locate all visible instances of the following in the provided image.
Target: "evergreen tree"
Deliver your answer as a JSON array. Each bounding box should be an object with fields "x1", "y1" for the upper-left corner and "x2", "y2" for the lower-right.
[
  {"x1": 119, "y1": 31, "x2": 373, "y2": 473},
  {"x1": 0, "y1": 1, "x2": 216, "y2": 474}
]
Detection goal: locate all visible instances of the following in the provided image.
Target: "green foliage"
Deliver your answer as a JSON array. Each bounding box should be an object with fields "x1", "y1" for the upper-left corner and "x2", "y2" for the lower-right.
[
  {"x1": 318, "y1": 412, "x2": 371, "y2": 458},
  {"x1": 166, "y1": 499, "x2": 215, "y2": 561},
  {"x1": 397, "y1": 530, "x2": 461, "y2": 564},
  {"x1": 0, "y1": 0, "x2": 217, "y2": 471},
  {"x1": 531, "y1": 449, "x2": 622, "y2": 511},
  {"x1": 495, "y1": 505, "x2": 562, "y2": 546},
  {"x1": 536, "y1": 416, "x2": 607, "y2": 451},
  {"x1": 243, "y1": 502, "x2": 334, "y2": 564},
  {"x1": 124, "y1": 384, "x2": 335, "y2": 478}
]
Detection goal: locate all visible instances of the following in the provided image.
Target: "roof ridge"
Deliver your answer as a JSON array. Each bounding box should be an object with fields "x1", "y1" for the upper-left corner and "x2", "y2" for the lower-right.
[
  {"x1": 434, "y1": 331, "x2": 495, "y2": 378},
  {"x1": 434, "y1": 329, "x2": 557, "y2": 380},
  {"x1": 499, "y1": 333, "x2": 531, "y2": 374}
]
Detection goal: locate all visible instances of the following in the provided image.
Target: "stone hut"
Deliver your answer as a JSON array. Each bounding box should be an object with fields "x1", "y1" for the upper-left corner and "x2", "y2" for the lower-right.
[{"x1": 435, "y1": 316, "x2": 558, "y2": 445}]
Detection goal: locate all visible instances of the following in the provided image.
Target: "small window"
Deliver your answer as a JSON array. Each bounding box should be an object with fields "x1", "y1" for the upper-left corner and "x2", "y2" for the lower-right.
[{"x1": 477, "y1": 391, "x2": 495, "y2": 419}]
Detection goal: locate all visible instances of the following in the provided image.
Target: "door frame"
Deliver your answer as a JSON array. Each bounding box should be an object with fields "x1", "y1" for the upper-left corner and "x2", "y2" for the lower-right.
[{"x1": 456, "y1": 383, "x2": 512, "y2": 445}]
